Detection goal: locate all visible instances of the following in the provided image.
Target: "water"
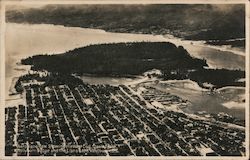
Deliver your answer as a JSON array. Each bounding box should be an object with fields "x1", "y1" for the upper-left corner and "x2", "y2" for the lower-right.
[
  {"x1": 5, "y1": 23, "x2": 245, "y2": 118},
  {"x1": 151, "y1": 81, "x2": 245, "y2": 119}
]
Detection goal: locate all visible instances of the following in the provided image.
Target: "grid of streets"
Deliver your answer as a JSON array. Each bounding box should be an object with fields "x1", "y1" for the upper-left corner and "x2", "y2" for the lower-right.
[{"x1": 5, "y1": 83, "x2": 245, "y2": 156}]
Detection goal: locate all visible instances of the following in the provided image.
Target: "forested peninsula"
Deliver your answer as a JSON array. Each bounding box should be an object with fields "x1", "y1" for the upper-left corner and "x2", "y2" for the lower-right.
[{"x1": 21, "y1": 42, "x2": 245, "y2": 88}]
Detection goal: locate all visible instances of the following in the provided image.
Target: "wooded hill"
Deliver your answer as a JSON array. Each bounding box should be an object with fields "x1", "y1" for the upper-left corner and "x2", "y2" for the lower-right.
[
  {"x1": 21, "y1": 42, "x2": 244, "y2": 88},
  {"x1": 7, "y1": 4, "x2": 245, "y2": 44}
]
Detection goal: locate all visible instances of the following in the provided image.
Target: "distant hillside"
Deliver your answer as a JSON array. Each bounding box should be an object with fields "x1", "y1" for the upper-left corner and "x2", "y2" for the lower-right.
[
  {"x1": 21, "y1": 42, "x2": 244, "y2": 88},
  {"x1": 6, "y1": 4, "x2": 245, "y2": 43}
]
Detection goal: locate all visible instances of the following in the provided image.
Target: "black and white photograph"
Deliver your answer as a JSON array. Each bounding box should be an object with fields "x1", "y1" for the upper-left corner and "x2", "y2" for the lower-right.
[{"x1": 2, "y1": 0, "x2": 249, "y2": 158}]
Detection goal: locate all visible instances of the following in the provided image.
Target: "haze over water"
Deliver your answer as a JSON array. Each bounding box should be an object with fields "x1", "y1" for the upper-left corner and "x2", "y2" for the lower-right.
[{"x1": 6, "y1": 23, "x2": 245, "y2": 76}]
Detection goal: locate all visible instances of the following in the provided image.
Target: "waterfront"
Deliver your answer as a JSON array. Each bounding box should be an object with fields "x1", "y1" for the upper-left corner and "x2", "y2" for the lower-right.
[
  {"x1": 5, "y1": 23, "x2": 245, "y2": 119},
  {"x1": 6, "y1": 82, "x2": 245, "y2": 156},
  {"x1": 149, "y1": 80, "x2": 245, "y2": 119}
]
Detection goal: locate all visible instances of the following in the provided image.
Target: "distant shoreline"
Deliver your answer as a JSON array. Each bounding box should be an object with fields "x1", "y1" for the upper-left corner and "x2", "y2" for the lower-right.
[{"x1": 8, "y1": 22, "x2": 245, "y2": 57}]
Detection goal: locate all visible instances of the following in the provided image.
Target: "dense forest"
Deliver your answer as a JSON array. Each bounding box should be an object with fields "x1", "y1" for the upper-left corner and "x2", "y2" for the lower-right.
[
  {"x1": 21, "y1": 42, "x2": 207, "y2": 75},
  {"x1": 7, "y1": 4, "x2": 245, "y2": 45},
  {"x1": 161, "y1": 69, "x2": 244, "y2": 88},
  {"x1": 21, "y1": 42, "x2": 244, "y2": 88},
  {"x1": 205, "y1": 39, "x2": 245, "y2": 48},
  {"x1": 15, "y1": 73, "x2": 84, "y2": 93}
]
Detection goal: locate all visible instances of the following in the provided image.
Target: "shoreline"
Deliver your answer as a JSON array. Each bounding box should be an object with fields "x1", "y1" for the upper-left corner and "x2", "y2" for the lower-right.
[
  {"x1": 8, "y1": 77, "x2": 18, "y2": 94},
  {"x1": 8, "y1": 22, "x2": 245, "y2": 57},
  {"x1": 5, "y1": 23, "x2": 246, "y2": 113},
  {"x1": 217, "y1": 86, "x2": 245, "y2": 92},
  {"x1": 194, "y1": 42, "x2": 245, "y2": 57},
  {"x1": 6, "y1": 68, "x2": 246, "y2": 119}
]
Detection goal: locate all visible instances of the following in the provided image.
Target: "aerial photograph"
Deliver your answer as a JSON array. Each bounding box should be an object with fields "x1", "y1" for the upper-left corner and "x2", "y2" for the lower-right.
[{"x1": 4, "y1": 3, "x2": 246, "y2": 157}]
